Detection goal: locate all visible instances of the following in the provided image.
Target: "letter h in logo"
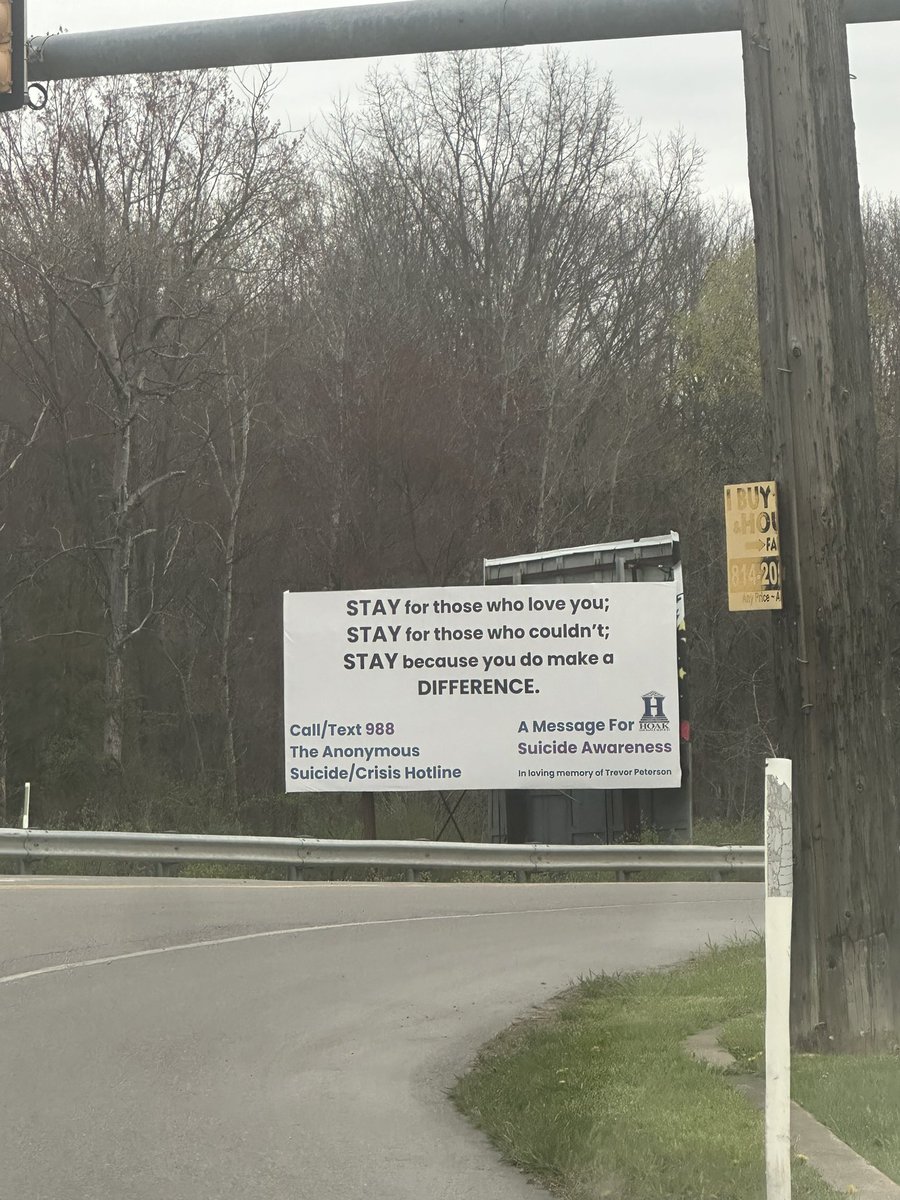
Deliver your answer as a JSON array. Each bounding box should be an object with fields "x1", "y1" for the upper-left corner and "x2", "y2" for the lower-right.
[{"x1": 639, "y1": 691, "x2": 669, "y2": 731}]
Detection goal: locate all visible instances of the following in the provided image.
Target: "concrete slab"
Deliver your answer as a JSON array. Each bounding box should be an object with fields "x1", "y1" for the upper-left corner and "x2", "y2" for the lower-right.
[{"x1": 685, "y1": 1027, "x2": 900, "y2": 1200}]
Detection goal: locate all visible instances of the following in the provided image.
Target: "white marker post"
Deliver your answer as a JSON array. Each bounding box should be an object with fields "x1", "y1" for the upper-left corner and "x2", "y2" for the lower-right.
[
  {"x1": 765, "y1": 757, "x2": 793, "y2": 1200},
  {"x1": 21, "y1": 781, "x2": 30, "y2": 830}
]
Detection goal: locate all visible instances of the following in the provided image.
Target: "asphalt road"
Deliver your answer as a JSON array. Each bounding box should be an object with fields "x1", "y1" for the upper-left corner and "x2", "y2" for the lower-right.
[{"x1": 0, "y1": 877, "x2": 762, "y2": 1200}]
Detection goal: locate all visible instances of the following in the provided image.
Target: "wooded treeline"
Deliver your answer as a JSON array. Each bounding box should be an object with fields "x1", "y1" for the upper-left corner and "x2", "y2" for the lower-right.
[{"x1": 1, "y1": 54, "x2": 897, "y2": 835}]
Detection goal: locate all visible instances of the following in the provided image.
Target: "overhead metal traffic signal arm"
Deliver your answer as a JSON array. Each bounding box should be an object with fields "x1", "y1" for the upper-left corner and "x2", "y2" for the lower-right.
[{"x1": 14, "y1": 0, "x2": 900, "y2": 85}]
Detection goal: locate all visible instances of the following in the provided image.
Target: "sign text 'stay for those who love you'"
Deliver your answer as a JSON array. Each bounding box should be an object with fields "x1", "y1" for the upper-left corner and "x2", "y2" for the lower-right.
[{"x1": 283, "y1": 584, "x2": 681, "y2": 792}]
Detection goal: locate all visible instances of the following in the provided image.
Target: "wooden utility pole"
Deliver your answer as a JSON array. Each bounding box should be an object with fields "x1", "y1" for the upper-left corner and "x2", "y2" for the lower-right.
[{"x1": 742, "y1": 0, "x2": 899, "y2": 1050}]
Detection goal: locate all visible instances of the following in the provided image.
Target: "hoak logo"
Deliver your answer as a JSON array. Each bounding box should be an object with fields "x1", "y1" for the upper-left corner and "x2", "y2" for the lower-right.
[{"x1": 639, "y1": 691, "x2": 670, "y2": 732}]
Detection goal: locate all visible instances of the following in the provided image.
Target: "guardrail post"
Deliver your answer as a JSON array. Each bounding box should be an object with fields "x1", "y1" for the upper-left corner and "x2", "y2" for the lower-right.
[
  {"x1": 516, "y1": 869, "x2": 527, "y2": 883},
  {"x1": 405, "y1": 867, "x2": 417, "y2": 882}
]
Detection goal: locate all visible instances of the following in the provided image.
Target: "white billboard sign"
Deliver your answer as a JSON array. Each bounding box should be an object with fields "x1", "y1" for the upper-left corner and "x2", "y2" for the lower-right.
[{"x1": 283, "y1": 583, "x2": 680, "y2": 792}]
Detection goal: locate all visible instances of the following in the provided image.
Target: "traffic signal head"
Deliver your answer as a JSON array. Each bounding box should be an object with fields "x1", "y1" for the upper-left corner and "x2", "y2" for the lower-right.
[{"x1": 0, "y1": 0, "x2": 26, "y2": 113}]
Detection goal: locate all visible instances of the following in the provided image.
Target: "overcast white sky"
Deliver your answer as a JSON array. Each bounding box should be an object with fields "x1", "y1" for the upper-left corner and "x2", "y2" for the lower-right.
[{"x1": 29, "y1": 0, "x2": 900, "y2": 204}]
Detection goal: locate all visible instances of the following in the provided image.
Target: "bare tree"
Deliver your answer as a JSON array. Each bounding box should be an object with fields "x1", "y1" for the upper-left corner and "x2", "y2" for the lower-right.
[
  {"x1": 0, "y1": 70, "x2": 301, "y2": 780},
  {"x1": 0, "y1": 379, "x2": 48, "y2": 823},
  {"x1": 319, "y1": 52, "x2": 712, "y2": 562}
]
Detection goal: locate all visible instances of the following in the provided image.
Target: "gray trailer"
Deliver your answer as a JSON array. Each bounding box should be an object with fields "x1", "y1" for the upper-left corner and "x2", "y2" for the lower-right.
[{"x1": 483, "y1": 533, "x2": 692, "y2": 845}]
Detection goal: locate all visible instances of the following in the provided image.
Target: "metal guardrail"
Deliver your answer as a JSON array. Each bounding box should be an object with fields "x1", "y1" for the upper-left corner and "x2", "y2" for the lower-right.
[{"x1": 0, "y1": 828, "x2": 763, "y2": 880}]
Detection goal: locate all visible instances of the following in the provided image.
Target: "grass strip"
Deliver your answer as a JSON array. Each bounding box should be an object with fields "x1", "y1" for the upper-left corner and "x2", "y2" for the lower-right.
[
  {"x1": 452, "y1": 938, "x2": 839, "y2": 1199},
  {"x1": 720, "y1": 959, "x2": 900, "y2": 1185}
]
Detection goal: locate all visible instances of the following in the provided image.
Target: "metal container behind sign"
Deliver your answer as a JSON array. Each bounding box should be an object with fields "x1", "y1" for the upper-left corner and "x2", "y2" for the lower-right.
[{"x1": 484, "y1": 533, "x2": 692, "y2": 845}]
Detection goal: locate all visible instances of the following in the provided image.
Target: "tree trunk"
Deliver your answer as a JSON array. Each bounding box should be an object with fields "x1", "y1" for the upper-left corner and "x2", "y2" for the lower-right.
[
  {"x1": 742, "y1": 0, "x2": 899, "y2": 1050},
  {"x1": 327, "y1": 323, "x2": 351, "y2": 590},
  {"x1": 220, "y1": 394, "x2": 250, "y2": 813},
  {"x1": 360, "y1": 792, "x2": 377, "y2": 840},
  {"x1": 103, "y1": 413, "x2": 132, "y2": 769},
  {"x1": 100, "y1": 284, "x2": 133, "y2": 771},
  {"x1": 534, "y1": 380, "x2": 558, "y2": 548}
]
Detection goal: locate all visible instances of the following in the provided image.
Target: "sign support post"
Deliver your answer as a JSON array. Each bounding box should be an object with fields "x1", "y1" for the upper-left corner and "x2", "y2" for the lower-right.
[{"x1": 765, "y1": 757, "x2": 793, "y2": 1200}]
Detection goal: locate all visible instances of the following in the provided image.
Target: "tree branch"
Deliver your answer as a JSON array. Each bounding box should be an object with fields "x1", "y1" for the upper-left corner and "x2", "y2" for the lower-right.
[
  {"x1": 25, "y1": 629, "x2": 102, "y2": 643},
  {"x1": 124, "y1": 470, "x2": 187, "y2": 514},
  {"x1": 0, "y1": 402, "x2": 49, "y2": 485}
]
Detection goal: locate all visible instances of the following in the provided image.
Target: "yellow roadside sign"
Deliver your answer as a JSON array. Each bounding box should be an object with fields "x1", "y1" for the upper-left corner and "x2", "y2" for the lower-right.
[
  {"x1": 724, "y1": 481, "x2": 783, "y2": 611},
  {"x1": 0, "y1": 1, "x2": 12, "y2": 97}
]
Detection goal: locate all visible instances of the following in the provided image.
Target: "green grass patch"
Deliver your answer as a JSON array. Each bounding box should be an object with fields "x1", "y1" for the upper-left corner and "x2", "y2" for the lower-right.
[
  {"x1": 792, "y1": 1056, "x2": 900, "y2": 1184},
  {"x1": 452, "y1": 938, "x2": 838, "y2": 1199},
  {"x1": 721, "y1": 986, "x2": 900, "y2": 1185}
]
